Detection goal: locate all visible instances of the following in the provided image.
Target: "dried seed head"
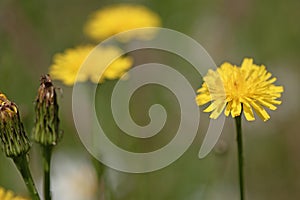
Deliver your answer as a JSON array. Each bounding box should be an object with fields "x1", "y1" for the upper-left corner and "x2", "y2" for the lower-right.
[{"x1": 32, "y1": 74, "x2": 61, "y2": 146}]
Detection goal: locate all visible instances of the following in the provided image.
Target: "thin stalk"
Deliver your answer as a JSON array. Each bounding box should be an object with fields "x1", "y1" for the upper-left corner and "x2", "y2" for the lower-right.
[
  {"x1": 235, "y1": 115, "x2": 245, "y2": 200},
  {"x1": 13, "y1": 155, "x2": 41, "y2": 200},
  {"x1": 91, "y1": 156, "x2": 106, "y2": 199},
  {"x1": 42, "y1": 145, "x2": 52, "y2": 200},
  {"x1": 91, "y1": 156, "x2": 105, "y2": 180},
  {"x1": 87, "y1": 82, "x2": 106, "y2": 198}
]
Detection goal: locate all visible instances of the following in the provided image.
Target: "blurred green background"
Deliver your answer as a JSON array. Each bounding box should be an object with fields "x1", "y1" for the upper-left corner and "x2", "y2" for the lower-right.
[{"x1": 0, "y1": 0, "x2": 299, "y2": 199}]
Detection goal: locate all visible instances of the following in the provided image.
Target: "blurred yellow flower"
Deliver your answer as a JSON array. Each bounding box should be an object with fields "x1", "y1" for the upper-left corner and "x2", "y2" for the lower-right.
[
  {"x1": 196, "y1": 58, "x2": 284, "y2": 121},
  {"x1": 0, "y1": 187, "x2": 28, "y2": 200},
  {"x1": 49, "y1": 45, "x2": 133, "y2": 85},
  {"x1": 84, "y1": 4, "x2": 161, "y2": 41}
]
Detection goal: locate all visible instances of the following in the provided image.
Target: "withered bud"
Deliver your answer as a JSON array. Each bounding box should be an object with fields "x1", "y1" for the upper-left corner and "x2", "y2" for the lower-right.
[
  {"x1": 32, "y1": 74, "x2": 61, "y2": 146},
  {"x1": 0, "y1": 93, "x2": 31, "y2": 157}
]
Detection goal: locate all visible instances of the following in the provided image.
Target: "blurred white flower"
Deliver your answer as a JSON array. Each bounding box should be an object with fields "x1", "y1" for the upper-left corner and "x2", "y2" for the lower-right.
[
  {"x1": 51, "y1": 152, "x2": 98, "y2": 200},
  {"x1": 105, "y1": 168, "x2": 134, "y2": 199}
]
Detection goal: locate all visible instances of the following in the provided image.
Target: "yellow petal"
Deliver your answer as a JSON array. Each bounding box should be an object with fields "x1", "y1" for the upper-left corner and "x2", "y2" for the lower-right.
[
  {"x1": 241, "y1": 58, "x2": 253, "y2": 69},
  {"x1": 271, "y1": 85, "x2": 284, "y2": 93},
  {"x1": 224, "y1": 101, "x2": 232, "y2": 116},
  {"x1": 242, "y1": 101, "x2": 255, "y2": 121},
  {"x1": 210, "y1": 102, "x2": 226, "y2": 119},
  {"x1": 196, "y1": 94, "x2": 211, "y2": 105},
  {"x1": 257, "y1": 99, "x2": 277, "y2": 110},
  {"x1": 203, "y1": 102, "x2": 217, "y2": 112},
  {"x1": 268, "y1": 99, "x2": 281, "y2": 105},
  {"x1": 250, "y1": 100, "x2": 270, "y2": 121},
  {"x1": 231, "y1": 99, "x2": 242, "y2": 117}
]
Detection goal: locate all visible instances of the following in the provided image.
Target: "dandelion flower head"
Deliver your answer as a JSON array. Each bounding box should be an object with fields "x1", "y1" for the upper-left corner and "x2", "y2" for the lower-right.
[
  {"x1": 196, "y1": 58, "x2": 284, "y2": 121},
  {"x1": 0, "y1": 187, "x2": 28, "y2": 200},
  {"x1": 84, "y1": 4, "x2": 161, "y2": 41},
  {"x1": 49, "y1": 45, "x2": 133, "y2": 85}
]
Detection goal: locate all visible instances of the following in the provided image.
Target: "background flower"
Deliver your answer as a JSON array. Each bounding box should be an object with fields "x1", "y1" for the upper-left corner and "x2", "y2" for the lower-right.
[
  {"x1": 0, "y1": 187, "x2": 28, "y2": 200},
  {"x1": 84, "y1": 4, "x2": 161, "y2": 41},
  {"x1": 49, "y1": 45, "x2": 133, "y2": 85},
  {"x1": 51, "y1": 153, "x2": 98, "y2": 200}
]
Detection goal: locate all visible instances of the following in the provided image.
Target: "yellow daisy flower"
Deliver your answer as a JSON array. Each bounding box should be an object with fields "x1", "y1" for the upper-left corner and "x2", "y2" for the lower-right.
[
  {"x1": 49, "y1": 45, "x2": 133, "y2": 85},
  {"x1": 84, "y1": 4, "x2": 161, "y2": 41},
  {"x1": 196, "y1": 58, "x2": 284, "y2": 121},
  {"x1": 0, "y1": 187, "x2": 28, "y2": 200}
]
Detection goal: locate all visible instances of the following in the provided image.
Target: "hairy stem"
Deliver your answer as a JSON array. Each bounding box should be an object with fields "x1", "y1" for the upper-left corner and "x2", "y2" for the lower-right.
[{"x1": 13, "y1": 155, "x2": 41, "y2": 200}]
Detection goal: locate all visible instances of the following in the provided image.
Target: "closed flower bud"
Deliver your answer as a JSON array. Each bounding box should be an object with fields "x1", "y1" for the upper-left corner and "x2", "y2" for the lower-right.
[
  {"x1": 0, "y1": 93, "x2": 30, "y2": 157},
  {"x1": 33, "y1": 74, "x2": 61, "y2": 146}
]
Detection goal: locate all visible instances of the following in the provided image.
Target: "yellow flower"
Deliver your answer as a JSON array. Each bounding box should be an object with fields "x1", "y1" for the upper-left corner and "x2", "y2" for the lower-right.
[
  {"x1": 0, "y1": 187, "x2": 28, "y2": 200},
  {"x1": 49, "y1": 45, "x2": 133, "y2": 85},
  {"x1": 196, "y1": 58, "x2": 284, "y2": 121},
  {"x1": 84, "y1": 4, "x2": 161, "y2": 41}
]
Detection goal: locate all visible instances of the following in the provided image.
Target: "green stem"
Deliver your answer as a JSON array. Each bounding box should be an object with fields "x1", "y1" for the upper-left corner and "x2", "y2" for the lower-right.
[
  {"x1": 235, "y1": 115, "x2": 245, "y2": 200},
  {"x1": 91, "y1": 156, "x2": 105, "y2": 179},
  {"x1": 13, "y1": 155, "x2": 41, "y2": 200},
  {"x1": 42, "y1": 145, "x2": 52, "y2": 200},
  {"x1": 91, "y1": 155, "x2": 107, "y2": 199},
  {"x1": 87, "y1": 82, "x2": 106, "y2": 197}
]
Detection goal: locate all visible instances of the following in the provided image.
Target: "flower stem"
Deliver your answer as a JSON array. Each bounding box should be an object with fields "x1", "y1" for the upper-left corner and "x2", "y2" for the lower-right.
[
  {"x1": 91, "y1": 156, "x2": 105, "y2": 180},
  {"x1": 13, "y1": 155, "x2": 41, "y2": 200},
  {"x1": 42, "y1": 145, "x2": 52, "y2": 200},
  {"x1": 91, "y1": 156, "x2": 106, "y2": 199},
  {"x1": 235, "y1": 115, "x2": 245, "y2": 200}
]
